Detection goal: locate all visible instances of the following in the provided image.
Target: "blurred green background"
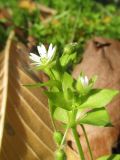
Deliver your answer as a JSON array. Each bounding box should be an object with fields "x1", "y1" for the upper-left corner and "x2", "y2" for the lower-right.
[{"x1": 0, "y1": 0, "x2": 120, "y2": 51}]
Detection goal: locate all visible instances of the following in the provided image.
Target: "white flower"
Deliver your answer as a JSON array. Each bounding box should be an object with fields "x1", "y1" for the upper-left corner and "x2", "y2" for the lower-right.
[
  {"x1": 29, "y1": 43, "x2": 56, "y2": 66},
  {"x1": 80, "y1": 76, "x2": 89, "y2": 86}
]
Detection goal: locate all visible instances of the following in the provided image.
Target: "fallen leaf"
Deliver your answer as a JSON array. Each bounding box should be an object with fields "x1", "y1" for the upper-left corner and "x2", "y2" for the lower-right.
[{"x1": 0, "y1": 31, "x2": 55, "y2": 160}]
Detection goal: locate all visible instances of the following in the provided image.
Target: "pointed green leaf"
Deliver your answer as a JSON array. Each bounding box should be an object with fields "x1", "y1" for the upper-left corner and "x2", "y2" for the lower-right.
[
  {"x1": 45, "y1": 91, "x2": 73, "y2": 110},
  {"x1": 23, "y1": 80, "x2": 61, "y2": 89},
  {"x1": 48, "y1": 99, "x2": 56, "y2": 116},
  {"x1": 62, "y1": 72, "x2": 73, "y2": 91},
  {"x1": 89, "y1": 75, "x2": 97, "y2": 87},
  {"x1": 60, "y1": 52, "x2": 77, "y2": 68},
  {"x1": 50, "y1": 65, "x2": 62, "y2": 81},
  {"x1": 78, "y1": 108, "x2": 112, "y2": 126},
  {"x1": 79, "y1": 89, "x2": 119, "y2": 109},
  {"x1": 53, "y1": 107, "x2": 68, "y2": 123}
]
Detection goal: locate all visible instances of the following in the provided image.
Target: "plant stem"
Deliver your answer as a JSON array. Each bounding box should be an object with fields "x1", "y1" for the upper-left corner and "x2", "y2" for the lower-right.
[
  {"x1": 72, "y1": 126, "x2": 85, "y2": 160},
  {"x1": 46, "y1": 68, "x2": 56, "y2": 131},
  {"x1": 48, "y1": 100, "x2": 56, "y2": 131},
  {"x1": 81, "y1": 124, "x2": 93, "y2": 160},
  {"x1": 50, "y1": 68, "x2": 56, "y2": 80},
  {"x1": 59, "y1": 126, "x2": 69, "y2": 149}
]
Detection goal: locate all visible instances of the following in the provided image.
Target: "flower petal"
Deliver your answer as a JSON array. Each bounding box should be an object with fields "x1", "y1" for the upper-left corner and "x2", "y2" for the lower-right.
[
  {"x1": 29, "y1": 53, "x2": 41, "y2": 62},
  {"x1": 31, "y1": 62, "x2": 41, "y2": 66},
  {"x1": 84, "y1": 76, "x2": 89, "y2": 85},
  {"x1": 48, "y1": 44, "x2": 56, "y2": 59},
  {"x1": 80, "y1": 77, "x2": 85, "y2": 85},
  {"x1": 47, "y1": 43, "x2": 53, "y2": 59},
  {"x1": 51, "y1": 46, "x2": 56, "y2": 56},
  {"x1": 37, "y1": 44, "x2": 46, "y2": 58}
]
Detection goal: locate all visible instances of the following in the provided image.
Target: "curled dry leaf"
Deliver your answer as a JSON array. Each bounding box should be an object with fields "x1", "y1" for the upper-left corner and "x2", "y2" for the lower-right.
[{"x1": 0, "y1": 31, "x2": 56, "y2": 160}]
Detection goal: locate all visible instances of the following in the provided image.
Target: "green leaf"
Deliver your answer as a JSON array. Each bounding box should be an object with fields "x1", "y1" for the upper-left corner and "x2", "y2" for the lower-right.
[
  {"x1": 97, "y1": 154, "x2": 120, "y2": 160},
  {"x1": 48, "y1": 61, "x2": 63, "y2": 81},
  {"x1": 78, "y1": 108, "x2": 112, "y2": 126},
  {"x1": 62, "y1": 72, "x2": 74, "y2": 102},
  {"x1": 79, "y1": 89, "x2": 119, "y2": 109},
  {"x1": 60, "y1": 52, "x2": 77, "y2": 68},
  {"x1": 23, "y1": 80, "x2": 61, "y2": 90},
  {"x1": 45, "y1": 91, "x2": 73, "y2": 110},
  {"x1": 88, "y1": 75, "x2": 97, "y2": 88},
  {"x1": 53, "y1": 107, "x2": 68, "y2": 123},
  {"x1": 62, "y1": 72, "x2": 73, "y2": 92},
  {"x1": 48, "y1": 99, "x2": 56, "y2": 116}
]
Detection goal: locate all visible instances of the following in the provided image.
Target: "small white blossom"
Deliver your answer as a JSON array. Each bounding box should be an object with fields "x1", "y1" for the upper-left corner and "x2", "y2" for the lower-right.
[
  {"x1": 80, "y1": 76, "x2": 89, "y2": 86},
  {"x1": 29, "y1": 43, "x2": 56, "y2": 66}
]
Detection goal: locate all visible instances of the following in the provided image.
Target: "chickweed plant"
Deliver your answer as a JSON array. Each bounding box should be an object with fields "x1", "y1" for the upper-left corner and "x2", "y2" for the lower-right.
[{"x1": 25, "y1": 43, "x2": 119, "y2": 160}]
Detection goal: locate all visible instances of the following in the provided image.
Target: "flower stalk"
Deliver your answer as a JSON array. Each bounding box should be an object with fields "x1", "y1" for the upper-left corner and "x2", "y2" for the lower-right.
[
  {"x1": 81, "y1": 124, "x2": 93, "y2": 160},
  {"x1": 72, "y1": 126, "x2": 85, "y2": 160}
]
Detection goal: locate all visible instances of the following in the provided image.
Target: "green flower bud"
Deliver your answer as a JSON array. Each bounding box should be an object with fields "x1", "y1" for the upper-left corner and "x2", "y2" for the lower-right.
[
  {"x1": 60, "y1": 43, "x2": 78, "y2": 68},
  {"x1": 53, "y1": 131, "x2": 63, "y2": 145},
  {"x1": 55, "y1": 149, "x2": 66, "y2": 160},
  {"x1": 76, "y1": 73, "x2": 89, "y2": 95},
  {"x1": 63, "y1": 43, "x2": 78, "y2": 55}
]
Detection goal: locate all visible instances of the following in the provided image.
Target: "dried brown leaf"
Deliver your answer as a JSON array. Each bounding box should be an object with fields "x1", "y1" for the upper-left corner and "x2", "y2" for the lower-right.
[{"x1": 0, "y1": 31, "x2": 55, "y2": 160}]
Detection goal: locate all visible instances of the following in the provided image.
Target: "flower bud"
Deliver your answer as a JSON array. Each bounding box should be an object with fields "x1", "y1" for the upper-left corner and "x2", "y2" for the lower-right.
[
  {"x1": 53, "y1": 131, "x2": 63, "y2": 145},
  {"x1": 76, "y1": 74, "x2": 89, "y2": 95},
  {"x1": 55, "y1": 149, "x2": 66, "y2": 160},
  {"x1": 63, "y1": 43, "x2": 78, "y2": 55}
]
